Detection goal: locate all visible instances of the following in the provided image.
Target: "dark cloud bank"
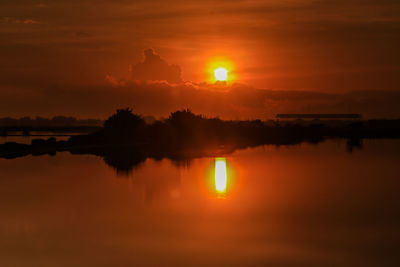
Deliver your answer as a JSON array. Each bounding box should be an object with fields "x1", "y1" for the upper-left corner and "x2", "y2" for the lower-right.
[
  {"x1": 1, "y1": 49, "x2": 400, "y2": 119},
  {"x1": 3, "y1": 82, "x2": 399, "y2": 120}
]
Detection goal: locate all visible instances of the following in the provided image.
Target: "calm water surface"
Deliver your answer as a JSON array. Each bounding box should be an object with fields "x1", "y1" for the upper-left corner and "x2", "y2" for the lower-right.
[
  {"x1": 0, "y1": 133, "x2": 76, "y2": 144},
  {"x1": 0, "y1": 140, "x2": 399, "y2": 266}
]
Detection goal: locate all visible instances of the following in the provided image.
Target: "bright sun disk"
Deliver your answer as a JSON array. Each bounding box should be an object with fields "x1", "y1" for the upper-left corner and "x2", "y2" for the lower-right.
[{"x1": 214, "y1": 67, "x2": 228, "y2": 81}]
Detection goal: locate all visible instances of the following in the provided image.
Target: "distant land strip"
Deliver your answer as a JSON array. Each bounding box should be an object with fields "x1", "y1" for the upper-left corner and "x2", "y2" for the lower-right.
[{"x1": 276, "y1": 114, "x2": 361, "y2": 119}]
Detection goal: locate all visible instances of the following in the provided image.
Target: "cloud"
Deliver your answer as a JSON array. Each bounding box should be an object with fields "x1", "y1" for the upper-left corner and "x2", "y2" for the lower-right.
[
  {"x1": 0, "y1": 47, "x2": 398, "y2": 119},
  {"x1": 16, "y1": 78, "x2": 393, "y2": 120},
  {"x1": 0, "y1": 17, "x2": 41, "y2": 24},
  {"x1": 96, "y1": 49, "x2": 400, "y2": 120},
  {"x1": 75, "y1": 31, "x2": 93, "y2": 38},
  {"x1": 37, "y1": 3, "x2": 49, "y2": 8},
  {"x1": 1, "y1": 0, "x2": 399, "y2": 91},
  {"x1": 130, "y1": 49, "x2": 183, "y2": 84}
]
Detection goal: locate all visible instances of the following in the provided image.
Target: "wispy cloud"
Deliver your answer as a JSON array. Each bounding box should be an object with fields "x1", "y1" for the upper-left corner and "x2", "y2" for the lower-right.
[{"x1": 0, "y1": 17, "x2": 41, "y2": 24}]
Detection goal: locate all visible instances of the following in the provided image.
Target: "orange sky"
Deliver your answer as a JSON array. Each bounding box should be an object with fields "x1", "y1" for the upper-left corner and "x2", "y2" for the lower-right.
[{"x1": 0, "y1": 0, "x2": 399, "y2": 118}]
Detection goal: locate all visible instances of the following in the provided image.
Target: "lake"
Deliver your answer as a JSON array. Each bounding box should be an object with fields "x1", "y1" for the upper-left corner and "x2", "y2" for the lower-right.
[
  {"x1": 0, "y1": 132, "x2": 80, "y2": 145},
  {"x1": 0, "y1": 139, "x2": 399, "y2": 266}
]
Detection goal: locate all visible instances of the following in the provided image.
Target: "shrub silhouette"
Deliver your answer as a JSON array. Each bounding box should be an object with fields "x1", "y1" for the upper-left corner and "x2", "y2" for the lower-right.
[
  {"x1": 167, "y1": 109, "x2": 201, "y2": 127},
  {"x1": 104, "y1": 108, "x2": 145, "y2": 143},
  {"x1": 166, "y1": 109, "x2": 204, "y2": 146}
]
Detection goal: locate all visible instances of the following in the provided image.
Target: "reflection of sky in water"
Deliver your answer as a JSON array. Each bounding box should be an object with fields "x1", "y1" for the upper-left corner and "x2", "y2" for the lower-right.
[
  {"x1": 0, "y1": 132, "x2": 78, "y2": 144},
  {"x1": 0, "y1": 139, "x2": 400, "y2": 266}
]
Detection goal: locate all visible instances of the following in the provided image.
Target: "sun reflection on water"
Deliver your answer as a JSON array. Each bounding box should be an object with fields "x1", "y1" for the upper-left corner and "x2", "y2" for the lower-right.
[{"x1": 215, "y1": 158, "x2": 227, "y2": 193}]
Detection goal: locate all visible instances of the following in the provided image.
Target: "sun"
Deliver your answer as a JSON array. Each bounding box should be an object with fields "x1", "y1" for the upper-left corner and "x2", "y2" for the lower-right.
[
  {"x1": 205, "y1": 57, "x2": 236, "y2": 83},
  {"x1": 214, "y1": 67, "x2": 228, "y2": 81}
]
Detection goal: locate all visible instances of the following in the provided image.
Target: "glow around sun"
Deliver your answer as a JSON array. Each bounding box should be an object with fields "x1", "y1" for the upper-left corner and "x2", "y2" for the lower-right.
[
  {"x1": 206, "y1": 57, "x2": 236, "y2": 83},
  {"x1": 214, "y1": 67, "x2": 228, "y2": 81}
]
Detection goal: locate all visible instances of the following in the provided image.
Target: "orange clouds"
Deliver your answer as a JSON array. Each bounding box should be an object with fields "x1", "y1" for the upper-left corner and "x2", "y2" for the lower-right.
[
  {"x1": 0, "y1": 47, "x2": 399, "y2": 119},
  {"x1": 1, "y1": 0, "x2": 399, "y2": 91},
  {"x1": 0, "y1": 0, "x2": 399, "y2": 118},
  {"x1": 130, "y1": 49, "x2": 182, "y2": 83}
]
